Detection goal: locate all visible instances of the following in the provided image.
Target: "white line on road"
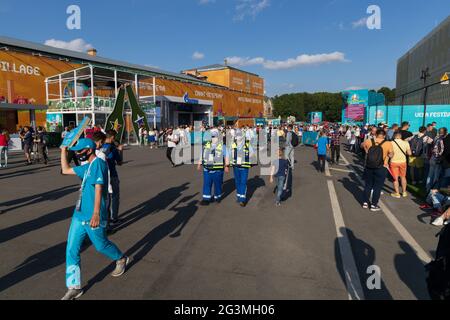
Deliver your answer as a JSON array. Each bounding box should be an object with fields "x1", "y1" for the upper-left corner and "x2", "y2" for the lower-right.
[
  {"x1": 329, "y1": 167, "x2": 355, "y2": 174},
  {"x1": 325, "y1": 159, "x2": 331, "y2": 177},
  {"x1": 340, "y1": 154, "x2": 350, "y2": 166},
  {"x1": 327, "y1": 180, "x2": 365, "y2": 300},
  {"x1": 339, "y1": 152, "x2": 432, "y2": 264}
]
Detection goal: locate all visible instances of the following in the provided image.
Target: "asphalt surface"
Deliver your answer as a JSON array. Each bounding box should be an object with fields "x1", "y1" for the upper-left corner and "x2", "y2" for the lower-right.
[{"x1": 0, "y1": 144, "x2": 440, "y2": 300}]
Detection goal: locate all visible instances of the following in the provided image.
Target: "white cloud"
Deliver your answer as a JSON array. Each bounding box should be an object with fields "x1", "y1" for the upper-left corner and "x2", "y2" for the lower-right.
[
  {"x1": 352, "y1": 17, "x2": 367, "y2": 29},
  {"x1": 44, "y1": 38, "x2": 93, "y2": 52},
  {"x1": 225, "y1": 52, "x2": 349, "y2": 70},
  {"x1": 192, "y1": 51, "x2": 205, "y2": 60},
  {"x1": 198, "y1": 0, "x2": 215, "y2": 4},
  {"x1": 234, "y1": 0, "x2": 270, "y2": 21}
]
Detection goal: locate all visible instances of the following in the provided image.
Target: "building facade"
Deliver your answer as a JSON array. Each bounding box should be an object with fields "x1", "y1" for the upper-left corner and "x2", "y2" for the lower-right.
[
  {"x1": 0, "y1": 36, "x2": 264, "y2": 133},
  {"x1": 396, "y1": 15, "x2": 450, "y2": 106}
]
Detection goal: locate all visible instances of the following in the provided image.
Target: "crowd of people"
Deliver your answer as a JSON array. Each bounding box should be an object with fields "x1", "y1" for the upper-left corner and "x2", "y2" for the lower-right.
[
  {"x1": 4, "y1": 117, "x2": 450, "y2": 299},
  {"x1": 342, "y1": 121, "x2": 450, "y2": 224}
]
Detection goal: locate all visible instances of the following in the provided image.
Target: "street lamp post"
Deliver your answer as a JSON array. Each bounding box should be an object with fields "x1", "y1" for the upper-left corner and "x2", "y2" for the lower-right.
[{"x1": 421, "y1": 68, "x2": 430, "y2": 127}]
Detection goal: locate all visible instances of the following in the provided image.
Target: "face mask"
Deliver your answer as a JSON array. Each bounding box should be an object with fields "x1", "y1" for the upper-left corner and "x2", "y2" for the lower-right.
[
  {"x1": 76, "y1": 150, "x2": 91, "y2": 162},
  {"x1": 211, "y1": 137, "x2": 219, "y2": 145}
]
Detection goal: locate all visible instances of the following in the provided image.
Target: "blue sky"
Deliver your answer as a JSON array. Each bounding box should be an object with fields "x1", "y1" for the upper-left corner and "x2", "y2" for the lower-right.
[{"x1": 0, "y1": 0, "x2": 448, "y2": 96}]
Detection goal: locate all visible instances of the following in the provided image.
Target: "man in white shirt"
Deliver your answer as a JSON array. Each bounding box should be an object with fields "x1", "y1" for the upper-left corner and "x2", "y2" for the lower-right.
[{"x1": 167, "y1": 129, "x2": 178, "y2": 167}]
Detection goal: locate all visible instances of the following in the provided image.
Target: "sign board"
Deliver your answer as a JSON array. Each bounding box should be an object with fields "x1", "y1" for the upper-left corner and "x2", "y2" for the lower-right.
[
  {"x1": 441, "y1": 72, "x2": 449, "y2": 85},
  {"x1": 8, "y1": 134, "x2": 22, "y2": 152},
  {"x1": 60, "y1": 117, "x2": 91, "y2": 149}
]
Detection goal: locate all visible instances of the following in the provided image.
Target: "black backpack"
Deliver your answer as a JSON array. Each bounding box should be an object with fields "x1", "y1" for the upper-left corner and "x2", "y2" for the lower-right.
[
  {"x1": 410, "y1": 135, "x2": 424, "y2": 157},
  {"x1": 426, "y1": 225, "x2": 450, "y2": 300},
  {"x1": 291, "y1": 132, "x2": 299, "y2": 147},
  {"x1": 365, "y1": 139, "x2": 386, "y2": 169}
]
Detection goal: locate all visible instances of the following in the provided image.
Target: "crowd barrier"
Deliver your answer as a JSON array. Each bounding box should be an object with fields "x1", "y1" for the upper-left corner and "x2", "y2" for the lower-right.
[
  {"x1": 366, "y1": 104, "x2": 450, "y2": 132},
  {"x1": 302, "y1": 132, "x2": 319, "y2": 146}
]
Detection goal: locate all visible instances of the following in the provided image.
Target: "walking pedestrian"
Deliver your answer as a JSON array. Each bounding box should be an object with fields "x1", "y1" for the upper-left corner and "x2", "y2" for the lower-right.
[
  {"x1": 60, "y1": 139, "x2": 129, "y2": 300},
  {"x1": 22, "y1": 126, "x2": 33, "y2": 165},
  {"x1": 35, "y1": 126, "x2": 49, "y2": 165},
  {"x1": 270, "y1": 148, "x2": 289, "y2": 206},
  {"x1": 229, "y1": 130, "x2": 252, "y2": 207},
  {"x1": 166, "y1": 128, "x2": 178, "y2": 167},
  {"x1": 329, "y1": 128, "x2": 341, "y2": 165},
  {"x1": 426, "y1": 128, "x2": 447, "y2": 193},
  {"x1": 0, "y1": 128, "x2": 9, "y2": 168},
  {"x1": 198, "y1": 130, "x2": 229, "y2": 205},
  {"x1": 102, "y1": 130, "x2": 123, "y2": 228},
  {"x1": 390, "y1": 131, "x2": 412, "y2": 198},
  {"x1": 362, "y1": 129, "x2": 394, "y2": 212},
  {"x1": 316, "y1": 131, "x2": 330, "y2": 173}
]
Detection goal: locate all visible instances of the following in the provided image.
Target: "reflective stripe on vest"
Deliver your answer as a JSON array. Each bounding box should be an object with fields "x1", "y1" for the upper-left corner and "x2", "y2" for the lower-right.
[
  {"x1": 231, "y1": 142, "x2": 251, "y2": 168},
  {"x1": 203, "y1": 141, "x2": 224, "y2": 170}
]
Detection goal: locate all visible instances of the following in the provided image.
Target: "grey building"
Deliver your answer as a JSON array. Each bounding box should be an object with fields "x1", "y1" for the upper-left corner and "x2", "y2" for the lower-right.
[{"x1": 396, "y1": 15, "x2": 450, "y2": 105}]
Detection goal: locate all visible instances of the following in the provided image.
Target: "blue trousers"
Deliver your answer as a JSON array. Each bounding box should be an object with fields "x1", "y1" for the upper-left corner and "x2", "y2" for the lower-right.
[
  {"x1": 107, "y1": 177, "x2": 120, "y2": 222},
  {"x1": 276, "y1": 175, "x2": 286, "y2": 202},
  {"x1": 426, "y1": 159, "x2": 443, "y2": 192},
  {"x1": 66, "y1": 217, "x2": 123, "y2": 289},
  {"x1": 203, "y1": 169, "x2": 224, "y2": 201},
  {"x1": 233, "y1": 167, "x2": 249, "y2": 203}
]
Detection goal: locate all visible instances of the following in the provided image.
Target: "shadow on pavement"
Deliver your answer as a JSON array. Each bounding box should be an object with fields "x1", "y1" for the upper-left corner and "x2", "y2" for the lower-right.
[
  {"x1": 0, "y1": 185, "x2": 78, "y2": 215},
  {"x1": 247, "y1": 176, "x2": 266, "y2": 203},
  {"x1": 335, "y1": 227, "x2": 393, "y2": 300},
  {"x1": 394, "y1": 241, "x2": 430, "y2": 300},
  {"x1": 84, "y1": 194, "x2": 199, "y2": 294},
  {"x1": 0, "y1": 242, "x2": 67, "y2": 292},
  {"x1": 111, "y1": 183, "x2": 191, "y2": 233},
  {"x1": 0, "y1": 167, "x2": 55, "y2": 180},
  {"x1": 0, "y1": 206, "x2": 73, "y2": 244}
]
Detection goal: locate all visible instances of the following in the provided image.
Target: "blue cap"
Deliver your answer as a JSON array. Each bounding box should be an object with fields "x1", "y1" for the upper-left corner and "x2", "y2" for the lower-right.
[{"x1": 69, "y1": 138, "x2": 96, "y2": 151}]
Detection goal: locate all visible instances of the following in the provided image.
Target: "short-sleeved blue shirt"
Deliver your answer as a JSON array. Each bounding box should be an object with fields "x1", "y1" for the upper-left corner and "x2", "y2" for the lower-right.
[
  {"x1": 317, "y1": 137, "x2": 329, "y2": 156},
  {"x1": 73, "y1": 158, "x2": 109, "y2": 222}
]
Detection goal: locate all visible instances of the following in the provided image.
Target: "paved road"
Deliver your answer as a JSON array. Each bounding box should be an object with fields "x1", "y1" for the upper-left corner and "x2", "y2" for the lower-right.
[{"x1": 0, "y1": 145, "x2": 438, "y2": 300}]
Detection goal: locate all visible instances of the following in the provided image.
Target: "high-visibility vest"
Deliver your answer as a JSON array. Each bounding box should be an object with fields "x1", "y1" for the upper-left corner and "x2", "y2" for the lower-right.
[
  {"x1": 202, "y1": 141, "x2": 225, "y2": 170},
  {"x1": 231, "y1": 141, "x2": 251, "y2": 169}
]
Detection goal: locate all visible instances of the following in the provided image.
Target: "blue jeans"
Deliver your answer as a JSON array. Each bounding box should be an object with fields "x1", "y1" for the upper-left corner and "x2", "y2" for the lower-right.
[
  {"x1": 427, "y1": 191, "x2": 450, "y2": 211},
  {"x1": 203, "y1": 169, "x2": 224, "y2": 201},
  {"x1": 233, "y1": 167, "x2": 249, "y2": 203},
  {"x1": 276, "y1": 175, "x2": 286, "y2": 202},
  {"x1": 364, "y1": 167, "x2": 387, "y2": 206},
  {"x1": 66, "y1": 217, "x2": 123, "y2": 289},
  {"x1": 426, "y1": 159, "x2": 442, "y2": 192}
]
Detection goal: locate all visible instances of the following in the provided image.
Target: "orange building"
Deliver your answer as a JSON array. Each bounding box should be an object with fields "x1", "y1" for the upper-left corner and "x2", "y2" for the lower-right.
[{"x1": 0, "y1": 36, "x2": 265, "y2": 132}]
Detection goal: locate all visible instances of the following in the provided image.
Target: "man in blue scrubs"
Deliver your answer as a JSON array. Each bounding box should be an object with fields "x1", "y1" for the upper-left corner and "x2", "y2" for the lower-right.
[{"x1": 60, "y1": 139, "x2": 129, "y2": 300}]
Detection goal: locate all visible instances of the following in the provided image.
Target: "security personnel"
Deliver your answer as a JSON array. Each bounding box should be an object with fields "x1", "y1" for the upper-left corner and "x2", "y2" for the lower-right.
[
  {"x1": 197, "y1": 130, "x2": 229, "y2": 205},
  {"x1": 229, "y1": 130, "x2": 252, "y2": 207}
]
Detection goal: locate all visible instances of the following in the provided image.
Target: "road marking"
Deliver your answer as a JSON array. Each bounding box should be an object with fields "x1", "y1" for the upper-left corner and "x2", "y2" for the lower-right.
[
  {"x1": 340, "y1": 154, "x2": 350, "y2": 166},
  {"x1": 329, "y1": 167, "x2": 355, "y2": 174},
  {"x1": 325, "y1": 159, "x2": 331, "y2": 177},
  {"x1": 340, "y1": 152, "x2": 432, "y2": 264},
  {"x1": 327, "y1": 179, "x2": 365, "y2": 300}
]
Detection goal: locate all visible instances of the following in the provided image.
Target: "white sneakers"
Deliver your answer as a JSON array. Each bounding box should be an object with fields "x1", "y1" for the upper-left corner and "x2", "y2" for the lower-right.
[{"x1": 432, "y1": 216, "x2": 449, "y2": 227}]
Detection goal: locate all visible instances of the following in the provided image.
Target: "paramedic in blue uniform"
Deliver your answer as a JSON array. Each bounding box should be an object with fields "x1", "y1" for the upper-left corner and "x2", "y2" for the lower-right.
[
  {"x1": 197, "y1": 130, "x2": 229, "y2": 206},
  {"x1": 60, "y1": 139, "x2": 129, "y2": 300},
  {"x1": 229, "y1": 129, "x2": 252, "y2": 207}
]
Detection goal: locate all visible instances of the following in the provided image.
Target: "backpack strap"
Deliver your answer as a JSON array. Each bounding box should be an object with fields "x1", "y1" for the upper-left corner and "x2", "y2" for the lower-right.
[{"x1": 393, "y1": 139, "x2": 407, "y2": 158}]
